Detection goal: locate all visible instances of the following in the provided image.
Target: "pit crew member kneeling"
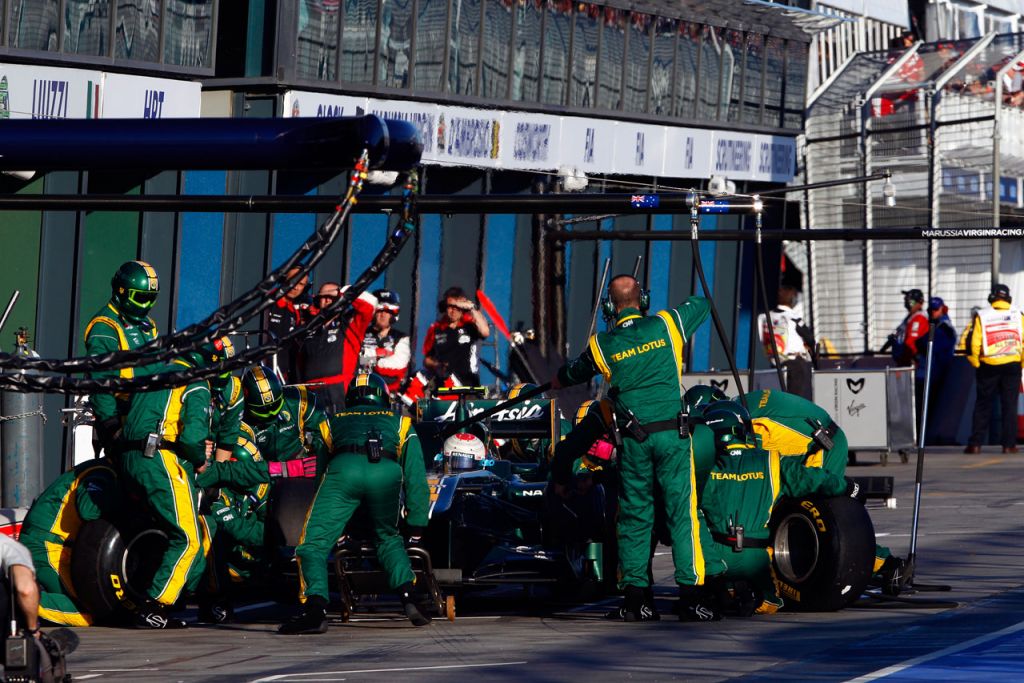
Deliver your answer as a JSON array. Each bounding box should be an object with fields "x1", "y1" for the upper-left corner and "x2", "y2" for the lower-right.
[
  {"x1": 698, "y1": 401, "x2": 859, "y2": 615},
  {"x1": 280, "y1": 373, "x2": 430, "y2": 634}
]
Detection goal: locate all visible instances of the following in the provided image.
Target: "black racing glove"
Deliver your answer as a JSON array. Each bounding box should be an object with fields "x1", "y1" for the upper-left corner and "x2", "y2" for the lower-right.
[{"x1": 96, "y1": 417, "x2": 122, "y2": 454}]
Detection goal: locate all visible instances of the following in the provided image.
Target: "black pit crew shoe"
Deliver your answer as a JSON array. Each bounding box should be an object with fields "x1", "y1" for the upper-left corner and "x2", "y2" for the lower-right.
[
  {"x1": 197, "y1": 600, "x2": 234, "y2": 625},
  {"x1": 677, "y1": 584, "x2": 723, "y2": 622},
  {"x1": 875, "y1": 556, "x2": 908, "y2": 597},
  {"x1": 133, "y1": 602, "x2": 188, "y2": 630},
  {"x1": 399, "y1": 583, "x2": 432, "y2": 627},
  {"x1": 278, "y1": 597, "x2": 328, "y2": 635}
]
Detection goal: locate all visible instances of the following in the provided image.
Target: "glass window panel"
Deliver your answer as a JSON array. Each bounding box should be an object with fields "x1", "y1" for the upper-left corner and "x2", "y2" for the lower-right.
[
  {"x1": 449, "y1": 0, "x2": 482, "y2": 95},
  {"x1": 341, "y1": 0, "x2": 379, "y2": 84},
  {"x1": 541, "y1": 0, "x2": 571, "y2": 105},
  {"x1": 414, "y1": 0, "x2": 448, "y2": 91},
  {"x1": 116, "y1": 0, "x2": 161, "y2": 62},
  {"x1": 570, "y1": 3, "x2": 598, "y2": 108},
  {"x1": 379, "y1": 0, "x2": 414, "y2": 87},
  {"x1": 723, "y1": 29, "x2": 743, "y2": 122},
  {"x1": 597, "y1": 8, "x2": 624, "y2": 110},
  {"x1": 480, "y1": 0, "x2": 511, "y2": 98},
  {"x1": 164, "y1": 0, "x2": 214, "y2": 67},
  {"x1": 764, "y1": 35, "x2": 784, "y2": 128},
  {"x1": 511, "y1": 0, "x2": 542, "y2": 102},
  {"x1": 784, "y1": 40, "x2": 807, "y2": 130},
  {"x1": 296, "y1": 0, "x2": 340, "y2": 81},
  {"x1": 742, "y1": 32, "x2": 763, "y2": 125},
  {"x1": 623, "y1": 12, "x2": 651, "y2": 112},
  {"x1": 649, "y1": 17, "x2": 675, "y2": 116},
  {"x1": 8, "y1": 0, "x2": 59, "y2": 50},
  {"x1": 697, "y1": 25, "x2": 722, "y2": 120},
  {"x1": 675, "y1": 22, "x2": 700, "y2": 118},
  {"x1": 64, "y1": 0, "x2": 111, "y2": 56}
]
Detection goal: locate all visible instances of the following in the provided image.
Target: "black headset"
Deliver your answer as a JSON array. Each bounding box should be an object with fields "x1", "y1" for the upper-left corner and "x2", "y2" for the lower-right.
[{"x1": 600, "y1": 278, "x2": 650, "y2": 321}]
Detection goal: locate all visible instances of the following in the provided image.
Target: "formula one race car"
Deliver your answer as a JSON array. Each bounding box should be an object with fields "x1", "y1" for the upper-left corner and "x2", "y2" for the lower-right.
[{"x1": 412, "y1": 389, "x2": 614, "y2": 594}]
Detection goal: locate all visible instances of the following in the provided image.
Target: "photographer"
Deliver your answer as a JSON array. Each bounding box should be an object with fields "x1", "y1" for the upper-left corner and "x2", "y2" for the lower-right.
[{"x1": 0, "y1": 535, "x2": 39, "y2": 638}]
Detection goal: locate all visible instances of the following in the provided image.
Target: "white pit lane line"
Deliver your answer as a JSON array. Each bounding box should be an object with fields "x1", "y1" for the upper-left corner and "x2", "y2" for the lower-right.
[
  {"x1": 250, "y1": 661, "x2": 528, "y2": 682},
  {"x1": 845, "y1": 619, "x2": 1024, "y2": 682}
]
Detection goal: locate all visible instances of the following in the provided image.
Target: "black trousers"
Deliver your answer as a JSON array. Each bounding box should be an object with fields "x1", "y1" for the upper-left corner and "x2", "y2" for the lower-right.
[
  {"x1": 782, "y1": 358, "x2": 813, "y2": 400},
  {"x1": 969, "y1": 362, "x2": 1022, "y2": 448}
]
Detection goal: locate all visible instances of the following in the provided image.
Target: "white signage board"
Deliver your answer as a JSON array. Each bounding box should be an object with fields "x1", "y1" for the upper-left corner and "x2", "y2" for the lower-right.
[
  {"x1": 0, "y1": 62, "x2": 103, "y2": 119},
  {"x1": 812, "y1": 370, "x2": 889, "y2": 449},
  {"x1": 683, "y1": 370, "x2": 784, "y2": 397},
  {"x1": 282, "y1": 89, "x2": 798, "y2": 182},
  {"x1": 101, "y1": 73, "x2": 201, "y2": 118}
]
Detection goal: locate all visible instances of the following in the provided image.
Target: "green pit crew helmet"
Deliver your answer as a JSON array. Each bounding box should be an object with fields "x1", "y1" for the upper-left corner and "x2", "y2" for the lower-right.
[
  {"x1": 700, "y1": 400, "x2": 755, "y2": 448},
  {"x1": 682, "y1": 385, "x2": 727, "y2": 417},
  {"x1": 242, "y1": 365, "x2": 285, "y2": 422},
  {"x1": 346, "y1": 372, "x2": 390, "y2": 409},
  {"x1": 192, "y1": 336, "x2": 236, "y2": 386},
  {"x1": 111, "y1": 260, "x2": 159, "y2": 324}
]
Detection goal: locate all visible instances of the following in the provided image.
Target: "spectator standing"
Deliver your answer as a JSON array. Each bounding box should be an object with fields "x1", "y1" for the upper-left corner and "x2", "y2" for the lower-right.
[
  {"x1": 296, "y1": 283, "x2": 377, "y2": 412},
  {"x1": 422, "y1": 287, "x2": 490, "y2": 387},
  {"x1": 959, "y1": 284, "x2": 1024, "y2": 454},
  {"x1": 358, "y1": 289, "x2": 411, "y2": 393},
  {"x1": 921, "y1": 297, "x2": 957, "y2": 440},
  {"x1": 263, "y1": 266, "x2": 313, "y2": 381},
  {"x1": 757, "y1": 285, "x2": 815, "y2": 399}
]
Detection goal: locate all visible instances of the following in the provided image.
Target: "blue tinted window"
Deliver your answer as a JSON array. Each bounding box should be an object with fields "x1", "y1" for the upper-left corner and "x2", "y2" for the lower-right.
[
  {"x1": 342, "y1": 0, "x2": 380, "y2": 84},
  {"x1": 380, "y1": 0, "x2": 414, "y2": 87},
  {"x1": 164, "y1": 0, "x2": 214, "y2": 67},
  {"x1": 297, "y1": 0, "x2": 340, "y2": 81},
  {"x1": 570, "y1": 3, "x2": 599, "y2": 108},
  {"x1": 449, "y1": 0, "x2": 481, "y2": 95},
  {"x1": 414, "y1": 0, "x2": 448, "y2": 91},
  {"x1": 511, "y1": 0, "x2": 542, "y2": 102}
]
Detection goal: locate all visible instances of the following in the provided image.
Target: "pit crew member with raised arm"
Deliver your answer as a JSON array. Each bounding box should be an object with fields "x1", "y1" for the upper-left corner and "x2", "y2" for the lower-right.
[{"x1": 550, "y1": 274, "x2": 725, "y2": 622}]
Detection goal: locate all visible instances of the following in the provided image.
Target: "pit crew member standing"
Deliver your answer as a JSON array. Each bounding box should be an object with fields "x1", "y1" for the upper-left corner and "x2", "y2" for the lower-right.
[
  {"x1": 960, "y1": 283, "x2": 1024, "y2": 454},
  {"x1": 117, "y1": 357, "x2": 212, "y2": 628},
  {"x1": 358, "y1": 289, "x2": 411, "y2": 393},
  {"x1": 698, "y1": 401, "x2": 854, "y2": 615},
  {"x1": 262, "y1": 266, "x2": 313, "y2": 381},
  {"x1": 296, "y1": 282, "x2": 377, "y2": 412},
  {"x1": 84, "y1": 260, "x2": 160, "y2": 455},
  {"x1": 280, "y1": 373, "x2": 430, "y2": 635},
  {"x1": 551, "y1": 275, "x2": 725, "y2": 622},
  {"x1": 19, "y1": 460, "x2": 121, "y2": 626},
  {"x1": 423, "y1": 286, "x2": 490, "y2": 387},
  {"x1": 757, "y1": 285, "x2": 815, "y2": 399}
]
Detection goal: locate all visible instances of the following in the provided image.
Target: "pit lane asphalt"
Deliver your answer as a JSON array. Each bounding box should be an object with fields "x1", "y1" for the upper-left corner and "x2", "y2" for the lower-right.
[{"x1": 63, "y1": 447, "x2": 1024, "y2": 682}]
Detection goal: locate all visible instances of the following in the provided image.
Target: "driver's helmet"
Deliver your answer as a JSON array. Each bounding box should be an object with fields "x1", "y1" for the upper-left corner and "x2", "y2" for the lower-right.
[{"x1": 442, "y1": 432, "x2": 487, "y2": 473}]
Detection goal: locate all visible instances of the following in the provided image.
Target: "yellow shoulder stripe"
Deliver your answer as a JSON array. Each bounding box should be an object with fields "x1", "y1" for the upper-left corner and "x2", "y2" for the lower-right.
[
  {"x1": 588, "y1": 334, "x2": 612, "y2": 382},
  {"x1": 319, "y1": 420, "x2": 333, "y2": 451},
  {"x1": 657, "y1": 311, "x2": 684, "y2": 377},
  {"x1": 398, "y1": 416, "x2": 413, "y2": 456}
]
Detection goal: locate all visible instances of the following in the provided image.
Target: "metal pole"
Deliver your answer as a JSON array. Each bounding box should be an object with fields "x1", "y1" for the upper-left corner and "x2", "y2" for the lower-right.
[
  {"x1": 585, "y1": 258, "x2": 612, "y2": 343},
  {"x1": 754, "y1": 202, "x2": 787, "y2": 391},
  {"x1": 0, "y1": 291, "x2": 20, "y2": 339},
  {"x1": 689, "y1": 193, "x2": 745, "y2": 394},
  {"x1": 906, "y1": 313, "x2": 936, "y2": 587}
]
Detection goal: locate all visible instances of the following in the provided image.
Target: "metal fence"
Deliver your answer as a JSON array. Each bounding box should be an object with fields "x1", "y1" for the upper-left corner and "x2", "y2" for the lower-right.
[{"x1": 794, "y1": 32, "x2": 1024, "y2": 354}]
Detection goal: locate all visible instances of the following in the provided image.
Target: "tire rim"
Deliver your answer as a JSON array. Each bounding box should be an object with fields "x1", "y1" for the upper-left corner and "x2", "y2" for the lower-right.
[
  {"x1": 122, "y1": 529, "x2": 169, "y2": 591},
  {"x1": 773, "y1": 512, "x2": 820, "y2": 583}
]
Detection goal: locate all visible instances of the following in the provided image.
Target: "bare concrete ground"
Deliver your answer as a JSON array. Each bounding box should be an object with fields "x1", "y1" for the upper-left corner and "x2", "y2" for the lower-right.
[{"x1": 62, "y1": 447, "x2": 1024, "y2": 682}]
